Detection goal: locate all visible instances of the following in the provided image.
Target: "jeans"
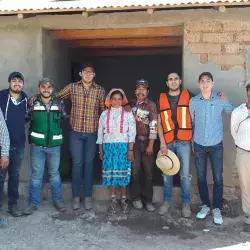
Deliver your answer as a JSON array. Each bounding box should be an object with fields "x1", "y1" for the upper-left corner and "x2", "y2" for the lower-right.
[
  {"x1": 0, "y1": 147, "x2": 24, "y2": 209},
  {"x1": 130, "y1": 138, "x2": 154, "y2": 203},
  {"x1": 163, "y1": 140, "x2": 191, "y2": 204},
  {"x1": 194, "y1": 141, "x2": 223, "y2": 209},
  {"x1": 70, "y1": 131, "x2": 97, "y2": 198},
  {"x1": 29, "y1": 145, "x2": 63, "y2": 206}
]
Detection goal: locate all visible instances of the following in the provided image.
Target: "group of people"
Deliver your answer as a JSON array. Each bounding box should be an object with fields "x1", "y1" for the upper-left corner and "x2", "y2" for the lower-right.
[{"x1": 0, "y1": 63, "x2": 250, "y2": 228}]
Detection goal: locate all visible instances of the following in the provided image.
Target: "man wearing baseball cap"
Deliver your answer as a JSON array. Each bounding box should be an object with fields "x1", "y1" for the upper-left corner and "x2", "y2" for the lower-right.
[
  {"x1": 190, "y1": 72, "x2": 234, "y2": 225},
  {"x1": 0, "y1": 72, "x2": 28, "y2": 220},
  {"x1": 23, "y1": 78, "x2": 67, "y2": 215},
  {"x1": 129, "y1": 79, "x2": 158, "y2": 212}
]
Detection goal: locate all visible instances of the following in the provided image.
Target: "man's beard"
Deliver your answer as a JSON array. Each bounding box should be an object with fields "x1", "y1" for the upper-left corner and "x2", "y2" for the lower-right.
[
  {"x1": 40, "y1": 93, "x2": 52, "y2": 99},
  {"x1": 10, "y1": 87, "x2": 22, "y2": 94}
]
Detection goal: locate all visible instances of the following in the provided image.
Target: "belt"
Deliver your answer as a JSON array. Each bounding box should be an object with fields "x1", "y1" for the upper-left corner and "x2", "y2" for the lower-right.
[{"x1": 236, "y1": 146, "x2": 250, "y2": 153}]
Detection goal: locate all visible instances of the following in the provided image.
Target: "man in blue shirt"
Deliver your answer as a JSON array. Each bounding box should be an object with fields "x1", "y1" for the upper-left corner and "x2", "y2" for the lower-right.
[{"x1": 190, "y1": 72, "x2": 234, "y2": 225}]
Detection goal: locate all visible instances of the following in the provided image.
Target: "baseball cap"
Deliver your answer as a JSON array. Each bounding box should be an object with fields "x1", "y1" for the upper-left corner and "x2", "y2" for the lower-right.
[
  {"x1": 80, "y1": 62, "x2": 95, "y2": 72},
  {"x1": 8, "y1": 72, "x2": 24, "y2": 82},
  {"x1": 136, "y1": 79, "x2": 149, "y2": 89},
  {"x1": 38, "y1": 78, "x2": 54, "y2": 87},
  {"x1": 198, "y1": 72, "x2": 214, "y2": 82}
]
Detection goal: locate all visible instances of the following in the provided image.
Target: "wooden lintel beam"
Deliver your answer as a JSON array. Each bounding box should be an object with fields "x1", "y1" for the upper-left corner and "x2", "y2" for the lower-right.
[
  {"x1": 76, "y1": 48, "x2": 182, "y2": 57},
  {"x1": 70, "y1": 37, "x2": 182, "y2": 48},
  {"x1": 50, "y1": 26, "x2": 183, "y2": 40}
]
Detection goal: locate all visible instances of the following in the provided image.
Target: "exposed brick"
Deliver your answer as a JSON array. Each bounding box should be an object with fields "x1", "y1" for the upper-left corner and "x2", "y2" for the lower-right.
[
  {"x1": 209, "y1": 54, "x2": 245, "y2": 65},
  {"x1": 185, "y1": 32, "x2": 200, "y2": 43},
  {"x1": 221, "y1": 64, "x2": 245, "y2": 71},
  {"x1": 188, "y1": 43, "x2": 221, "y2": 54},
  {"x1": 200, "y1": 54, "x2": 208, "y2": 63},
  {"x1": 223, "y1": 21, "x2": 250, "y2": 32},
  {"x1": 202, "y1": 33, "x2": 234, "y2": 43},
  {"x1": 221, "y1": 43, "x2": 240, "y2": 54},
  {"x1": 235, "y1": 31, "x2": 250, "y2": 42},
  {"x1": 186, "y1": 21, "x2": 222, "y2": 32}
]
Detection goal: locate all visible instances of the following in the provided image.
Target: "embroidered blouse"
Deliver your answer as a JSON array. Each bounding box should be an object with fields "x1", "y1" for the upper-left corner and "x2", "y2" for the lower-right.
[{"x1": 96, "y1": 107, "x2": 136, "y2": 144}]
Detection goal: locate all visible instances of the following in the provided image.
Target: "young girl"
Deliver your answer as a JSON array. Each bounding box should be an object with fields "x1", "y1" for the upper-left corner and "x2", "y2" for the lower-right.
[{"x1": 97, "y1": 89, "x2": 136, "y2": 214}]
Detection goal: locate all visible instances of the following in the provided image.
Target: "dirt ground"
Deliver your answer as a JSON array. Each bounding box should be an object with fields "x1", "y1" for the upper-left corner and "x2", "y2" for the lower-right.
[{"x1": 0, "y1": 198, "x2": 250, "y2": 250}]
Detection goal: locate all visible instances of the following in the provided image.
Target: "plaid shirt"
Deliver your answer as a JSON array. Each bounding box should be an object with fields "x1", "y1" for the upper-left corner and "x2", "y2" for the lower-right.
[
  {"x1": 56, "y1": 81, "x2": 105, "y2": 133},
  {"x1": 0, "y1": 108, "x2": 10, "y2": 156}
]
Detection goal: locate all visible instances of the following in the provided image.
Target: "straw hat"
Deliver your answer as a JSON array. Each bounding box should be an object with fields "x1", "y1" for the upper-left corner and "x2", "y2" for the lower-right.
[{"x1": 156, "y1": 150, "x2": 180, "y2": 176}]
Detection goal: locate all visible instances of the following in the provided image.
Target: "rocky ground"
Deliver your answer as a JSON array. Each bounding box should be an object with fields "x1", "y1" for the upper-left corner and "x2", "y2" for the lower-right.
[{"x1": 0, "y1": 198, "x2": 250, "y2": 250}]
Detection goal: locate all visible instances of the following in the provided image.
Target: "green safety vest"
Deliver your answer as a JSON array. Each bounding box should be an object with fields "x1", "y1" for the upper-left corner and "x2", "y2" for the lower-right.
[{"x1": 29, "y1": 98, "x2": 63, "y2": 147}]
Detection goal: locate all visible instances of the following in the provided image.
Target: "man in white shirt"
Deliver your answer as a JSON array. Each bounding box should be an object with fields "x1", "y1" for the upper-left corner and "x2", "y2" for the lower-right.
[{"x1": 231, "y1": 83, "x2": 250, "y2": 226}]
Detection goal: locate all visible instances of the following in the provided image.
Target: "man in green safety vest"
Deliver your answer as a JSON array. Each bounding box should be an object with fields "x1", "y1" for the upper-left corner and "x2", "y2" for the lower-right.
[{"x1": 23, "y1": 78, "x2": 68, "y2": 215}]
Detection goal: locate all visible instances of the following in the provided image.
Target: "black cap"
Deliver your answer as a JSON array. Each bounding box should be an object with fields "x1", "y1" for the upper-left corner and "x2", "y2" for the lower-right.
[
  {"x1": 136, "y1": 79, "x2": 149, "y2": 89},
  {"x1": 8, "y1": 72, "x2": 24, "y2": 82},
  {"x1": 80, "y1": 62, "x2": 95, "y2": 72},
  {"x1": 198, "y1": 72, "x2": 214, "y2": 82},
  {"x1": 38, "y1": 78, "x2": 54, "y2": 87}
]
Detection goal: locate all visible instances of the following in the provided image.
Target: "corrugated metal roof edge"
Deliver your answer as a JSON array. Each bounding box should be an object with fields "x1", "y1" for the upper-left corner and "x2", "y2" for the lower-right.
[{"x1": 0, "y1": 1, "x2": 250, "y2": 14}]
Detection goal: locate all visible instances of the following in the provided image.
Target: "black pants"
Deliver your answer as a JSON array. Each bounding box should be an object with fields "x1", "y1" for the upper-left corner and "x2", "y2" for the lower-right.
[{"x1": 130, "y1": 138, "x2": 154, "y2": 203}]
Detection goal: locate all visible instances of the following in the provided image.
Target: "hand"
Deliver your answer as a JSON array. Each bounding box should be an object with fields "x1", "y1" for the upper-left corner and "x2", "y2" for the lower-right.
[
  {"x1": 145, "y1": 145, "x2": 154, "y2": 156},
  {"x1": 127, "y1": 151, "x2": 134, "y2": 162},
  {"x1": 99, "y1": 150, "x2": 104, "y2": 161},
  {"x1": 218, "y1": 92, "x2": 226, "y2": 101},
  {"x1": 160, "y1": 143, "x2": 168, "y2": 155},
  {"x1": 123, "y1": 104, "x2": 132, "y2": 112},
  {"x1": 0, "y1": 156, "x2": 9, "y2": 168}
]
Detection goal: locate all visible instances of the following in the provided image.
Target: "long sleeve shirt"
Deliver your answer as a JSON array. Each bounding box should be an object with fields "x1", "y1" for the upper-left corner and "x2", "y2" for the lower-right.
[
  {"x1": 96, "y1": 107, "x2": 136, "y2": 144},
  {"x1": 55, "y1": 81, "x2": 106, "y2": 133},
  {"x1": 231, "y1": 103, "x2": 250, "y2": 151},
  {"x1": 0, "y1": 108, "x2": 10, "y2": 156},
  {"x1": 190, "y1": 92, "x2": 234, "y2": 146}
]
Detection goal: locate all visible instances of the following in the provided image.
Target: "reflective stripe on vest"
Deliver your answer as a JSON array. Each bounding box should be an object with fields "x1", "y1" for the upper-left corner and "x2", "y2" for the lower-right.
[{"x1": 159, "y1": 90, "x2": 192, "y2": 144}]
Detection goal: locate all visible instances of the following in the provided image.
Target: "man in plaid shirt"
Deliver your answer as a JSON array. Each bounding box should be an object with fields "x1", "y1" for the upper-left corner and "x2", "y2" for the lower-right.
[
  {"x1": 56, "y1": 63, "x2": 105, "y2": 210},
  {"x1": 0, "y1": 108, "x2": 10, "y2": 226}
]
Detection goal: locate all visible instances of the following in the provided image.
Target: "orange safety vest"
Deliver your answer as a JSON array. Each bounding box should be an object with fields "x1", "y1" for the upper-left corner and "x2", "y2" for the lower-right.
[{"x1": 159, "y1": 90, "x2": 192, "y2": 144}]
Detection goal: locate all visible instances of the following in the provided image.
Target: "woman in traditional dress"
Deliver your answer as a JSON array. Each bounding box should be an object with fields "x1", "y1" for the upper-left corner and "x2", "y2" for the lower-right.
[{"x1": 97, "y1": 89, "x2": 136, "y2": 214}]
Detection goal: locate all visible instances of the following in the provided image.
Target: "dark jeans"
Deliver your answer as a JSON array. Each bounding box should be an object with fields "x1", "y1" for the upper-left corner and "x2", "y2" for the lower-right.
[
  {"x1": 29, "y1": 145, "x2": 63, "y2": 206},
  {"x1": 130, "y1": 138, "x2": 154, "y2": 203},
  {"x1": 0, "y1": 147, "x2": 25, "y2": 209},
  {"x1": 194, "y1": 141, "x2": 223, "y2": 209},
  {"x1": 70, "y1": 131, "x2": 97, "y2": 198}
]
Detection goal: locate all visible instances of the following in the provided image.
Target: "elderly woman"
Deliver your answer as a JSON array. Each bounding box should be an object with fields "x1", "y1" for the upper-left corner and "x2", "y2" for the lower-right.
[{"x1": 97, "y1": 89, "x2": 136, "y2": 214}]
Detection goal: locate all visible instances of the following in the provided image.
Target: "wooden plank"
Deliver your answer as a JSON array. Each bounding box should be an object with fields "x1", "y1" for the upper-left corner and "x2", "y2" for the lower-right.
[
  {"x1": 76, "y1": 47, "x2": 182, "y2": 57},
  {"x1": 49, "y1": 26, "x2": 183, "y2": 40},
  {"x1": 70, "y1": 37, "x2": 182, "y2": 48},
  {"x1": 0, "y1": 3, "x2": 250, "y2": 15}
]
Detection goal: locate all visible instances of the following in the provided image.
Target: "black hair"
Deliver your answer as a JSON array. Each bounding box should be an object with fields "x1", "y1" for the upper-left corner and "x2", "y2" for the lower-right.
[
  {"x1": 167, "y1": 72, "x2": 182, "y2": 80},
  {"x1": 110, "y1": 90, "x2": 124, "y2": 100},
  {"x1": 246, "y1": 83, "x2": 250, "y2": 92}
]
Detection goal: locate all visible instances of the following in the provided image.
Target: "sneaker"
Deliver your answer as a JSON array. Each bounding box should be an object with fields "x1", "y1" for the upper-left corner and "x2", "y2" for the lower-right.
[
  {"x1": 23, "y1": 205, "x2": 37, "y2": 216},
  {"x1": 196, "y1": 205, "x2": 210, "y2": 220},
  {"x1": 182, "y1": 204, "x2": 192, "y2": 218},
  {"x1": 158, "y1": 202, "x2": 171, "y2": 216},
  {"x1": 84, "y1": 197, "x2": 92, "y2": 210},
  {"x1": 245, "y1": 215, "x2": 250, "y2": 225},
  {"x1": 72, "y1": 197, "x2": 81, "y2": 210},
  {"x1": 132, "y1": 200, "x2": 143, "y2": 210},
  {"x1": 9, "y1": 204, "x2": 22, "y2": 217},
  {"x1": 120, "y1": 198, "x2": 129, "y2": 214},
  {"x1": 0, "y1": 211, "x2": 5, "y2": 228},
  {"x1": 108, "y1": 198, "x2": 118, "y2": 214},
  {"x1": 145, "y1": 203, "x2": 156, "y2": 212},
  {"x1": 213, "y1": 208, "x2": 223, "y2": 225},
  {"x1": 54, "y1": 201, "x2": 66, "y2": 212}
]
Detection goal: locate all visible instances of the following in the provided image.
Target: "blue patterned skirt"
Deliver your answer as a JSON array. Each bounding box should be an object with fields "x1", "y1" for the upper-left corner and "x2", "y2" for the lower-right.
[{"x1": 102, "y1": 142, "x2": 131, "y2": 186}]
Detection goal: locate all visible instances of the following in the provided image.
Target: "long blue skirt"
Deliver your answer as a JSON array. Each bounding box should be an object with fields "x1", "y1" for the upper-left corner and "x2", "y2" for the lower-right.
[{"x1": 102, "y1": 142, "x2": 131, "y2": 186}]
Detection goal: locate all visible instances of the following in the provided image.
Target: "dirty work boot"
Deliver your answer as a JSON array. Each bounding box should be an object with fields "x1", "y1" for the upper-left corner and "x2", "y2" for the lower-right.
[
  {"x1": 120, "y1": 198, "x2": 129, "y2": 214},
  {"x1": 108, "y1": 197, "x2": 118, "y2": 214},
  {"x1": 145, "y1": 203, "x2": 156, "y2": 212},
  {"x1": 23, "y1": 205, "x2": 37, "y2": 216},
  {"x1": 132, "y1": 200, "x2": 143, "y2": 210},
  {"x1": 182, "y1": 204, "x2": 192, "y2": 218},
  {"x1": 158, "y1": 202, "x2": 171, "y2": 216},
  {"x1": 72, "y1": 197, "x2": 81, "y2": 210},
  {"x1": 54, "y1": 201, "x2": 66, "y2": 212},
  {"x1": 9, "y1": 204, "x2": 22, "y2": 217},
  {"x1": 84, "y1": 197, "x2": 92, "y2": 210}
]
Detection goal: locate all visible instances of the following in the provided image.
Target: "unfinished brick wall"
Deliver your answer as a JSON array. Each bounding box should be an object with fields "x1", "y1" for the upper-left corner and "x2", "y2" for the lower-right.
[{"x1": 185, "y1": 21, "x2": 250, "y2": 71}]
